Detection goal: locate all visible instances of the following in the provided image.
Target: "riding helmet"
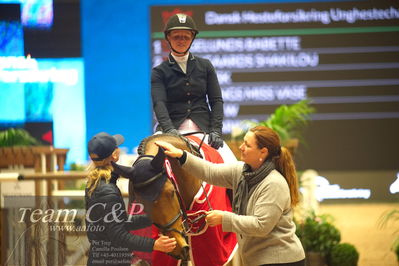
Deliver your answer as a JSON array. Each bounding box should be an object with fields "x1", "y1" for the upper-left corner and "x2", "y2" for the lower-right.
[{"x1": 164, "y1": 13, "x2": 199, "y2": 38}]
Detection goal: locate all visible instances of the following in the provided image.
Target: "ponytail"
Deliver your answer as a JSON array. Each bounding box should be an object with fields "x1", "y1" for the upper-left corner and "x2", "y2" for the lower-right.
[
  {"x1": 250, "y1": 125, "x2": 301, "y2": 207},
  {"x1": 86, "y1": 160, "x2": 113, "y2": 197},
  {"x1": 274, "y1": 146, "x2": 300, "y2": 207}
]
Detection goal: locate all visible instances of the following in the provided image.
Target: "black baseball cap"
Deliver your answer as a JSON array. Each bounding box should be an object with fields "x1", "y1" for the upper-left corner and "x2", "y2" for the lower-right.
[{"x1": 88, "y1": 132, "x2": 124, "y2": 161}]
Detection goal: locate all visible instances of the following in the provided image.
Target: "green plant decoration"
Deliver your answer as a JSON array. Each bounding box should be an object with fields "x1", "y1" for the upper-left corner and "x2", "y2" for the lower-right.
[
  {"x1": 378, "y1": 209, "x2": 399, "y2": 261},
  {"x1": 0, "y1": 128, "x2": 41, "y2": 147},
  {"x1": 327, "y1": 243, "x2": 359, "y2": 266},
  {"x1": 70, "y1": 162, "x2": 87, "y2": 171},
  {"x1": 244, "y1": 99, "x2": 315, "y2": 145},
  {"x1": 296, "y1": 213, "x2": 341, "y2": 257}
]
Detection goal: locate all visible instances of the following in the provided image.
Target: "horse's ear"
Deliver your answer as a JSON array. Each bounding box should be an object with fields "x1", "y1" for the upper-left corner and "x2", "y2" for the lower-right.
[
  {"x1": 151, "y1": 146, "x2": 165, "y2": 170},
  {"x1": 111, "y1": 161, "x2": 135, "y2": 179}
]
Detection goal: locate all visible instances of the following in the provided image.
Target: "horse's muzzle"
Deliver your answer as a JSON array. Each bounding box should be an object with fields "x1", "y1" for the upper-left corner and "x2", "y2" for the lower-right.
[
  {"x1": 180, "y1": 245, "x2": 190, "y2": 261},
  {"x1": 168, "y1": 244, "x2": 190, "y2": 261}
]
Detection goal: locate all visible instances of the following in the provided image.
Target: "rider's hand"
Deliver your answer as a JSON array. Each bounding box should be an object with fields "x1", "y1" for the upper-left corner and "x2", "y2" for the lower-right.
[
  {"x1": 153, "y1": 235, "x2": 176, "y2": 253},
  {"x1": 205, "y1": 210, "x2": 224, "y2": 227},
  {"x1": 155, "y1": 141, "x2": 184, "y2": 159},
  {"x1": 165, "y1": 128, "x2": 181, "y2": 135},
  {"x1": 208, "y1": 132, "x2": 224, "y2": 149}
]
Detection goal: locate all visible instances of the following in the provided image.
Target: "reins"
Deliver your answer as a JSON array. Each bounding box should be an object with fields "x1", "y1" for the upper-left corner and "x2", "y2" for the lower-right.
[
  {"x1": 163, "y1": 156, "x2": 213, "y2": 236},
  {"x1": 162, "y1": 132, "x2": 214, "y2": 235},
  {"x1": 181, "y1": 131, "x2": 206, "y2": 156},
  {"x1": 130, "y1": 156, "x2": 188, "y2": 243},
  {"x1": 163, "y1": 158, "x2": 190, "y2": 233},
  {"x1": 133, "y1": 132, "x2": 215, "y2": 261}
]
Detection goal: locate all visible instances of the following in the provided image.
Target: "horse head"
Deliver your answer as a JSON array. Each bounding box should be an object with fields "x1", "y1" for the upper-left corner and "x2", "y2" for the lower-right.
[{"x1": 112, "y1": 144, "x2": 190, "y2": 261}]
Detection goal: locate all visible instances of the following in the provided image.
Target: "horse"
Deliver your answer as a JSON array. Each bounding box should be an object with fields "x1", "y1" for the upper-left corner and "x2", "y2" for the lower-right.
[{"x1": 112, "y1": 133, "x2": 237, "y2": 265}]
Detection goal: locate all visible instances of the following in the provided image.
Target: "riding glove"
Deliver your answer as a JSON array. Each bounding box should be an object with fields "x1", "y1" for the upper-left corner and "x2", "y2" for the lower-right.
[
  {"x1": 208, "y1": 131, "x2": 224, "y2": 149},
  {"x1": 165, "y1": 128, "x2": 180, "y2": 135}
]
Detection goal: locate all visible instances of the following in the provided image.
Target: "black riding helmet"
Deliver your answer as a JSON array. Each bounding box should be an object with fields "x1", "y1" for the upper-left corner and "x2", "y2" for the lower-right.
[
  {"x1": 164, "y1": 13, "x2": 199, "y2": 37},
  {"x1": 164, "y1": 13, "x2": 198, "y2": 55}
]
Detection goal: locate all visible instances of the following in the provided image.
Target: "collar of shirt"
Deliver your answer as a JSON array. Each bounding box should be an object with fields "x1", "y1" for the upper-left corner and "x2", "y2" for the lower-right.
[
  {"x1": 171, "y1": 53, "x2": 189, "y2": 63},
  {"x1": 171, "y1": 53, "x2": 189, "y2": 73}
]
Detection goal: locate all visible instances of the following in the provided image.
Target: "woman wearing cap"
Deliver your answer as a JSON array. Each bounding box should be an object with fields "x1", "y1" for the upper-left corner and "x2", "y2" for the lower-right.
[
  {"x1": 85, "y1": 132, "x2": 176, "y2": 266},
  {"x1": 155, "y1": 126, "x2": 306, "y2": 266},
  {"x1": 151, "y1": 13, "x2": 224, "y2": 150}
]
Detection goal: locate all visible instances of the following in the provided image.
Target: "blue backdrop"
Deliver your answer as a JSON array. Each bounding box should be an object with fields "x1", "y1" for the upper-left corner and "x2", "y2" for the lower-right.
[{"x1": 81, "y1": 0, "x2": 334, "y2": 157}]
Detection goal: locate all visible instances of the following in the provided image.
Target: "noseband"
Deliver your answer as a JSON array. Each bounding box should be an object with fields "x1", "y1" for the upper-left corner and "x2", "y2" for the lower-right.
[
  {"x1": 133, "y1": 133, "x2": 213, "y2": 260},
  {"x1": 133, "y1": 155, "x2": 211, "y2": 237},
  {"x1": 132, "y1": 156, "x2": 188, "y2": 240}
]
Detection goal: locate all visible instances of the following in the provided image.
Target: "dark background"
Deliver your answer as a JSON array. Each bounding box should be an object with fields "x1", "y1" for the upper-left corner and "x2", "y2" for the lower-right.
[{"x1": 151, "y1": 1, "x2": 399, "y2": 172}]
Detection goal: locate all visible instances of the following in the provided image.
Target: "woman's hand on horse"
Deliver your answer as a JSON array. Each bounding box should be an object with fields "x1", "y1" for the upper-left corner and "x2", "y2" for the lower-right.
[
  {"x1": 155, "y1": 141, "x2": 184, "y2": 158},
  {"x1": 205, "y1": 210, "x2": 224, "y2": 227},
  {"x1": 153, "y1": 235, "x2": 177, "y2": 253}
]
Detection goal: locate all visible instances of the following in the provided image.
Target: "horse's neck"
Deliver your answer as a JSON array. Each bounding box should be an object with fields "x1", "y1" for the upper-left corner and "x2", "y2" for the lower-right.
[
  {"x1": 170, "y1": 158, "x2": 202, "y2": 209},
  {"x1": 145, "y1": 136, "x2": 202, "y2": 209}
]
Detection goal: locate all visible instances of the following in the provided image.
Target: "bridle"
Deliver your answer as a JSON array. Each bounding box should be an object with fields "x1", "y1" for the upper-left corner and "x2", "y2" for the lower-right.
[
  {"x1": 161, "y1": 157, "x2": 212, "y2": 237},
  {"x1": 131, "y1": 156, "x2": 187, "y2": 240},
  {"x1": 133, "y1": 153, "x2": 212, "y2": 238},
  {"x1": 133, "y1": 133, "x2": 213, "y2": 259}
]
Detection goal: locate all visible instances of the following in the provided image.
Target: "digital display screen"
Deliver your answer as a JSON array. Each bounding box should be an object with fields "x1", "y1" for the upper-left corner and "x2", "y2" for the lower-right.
[
  {"x1": 0, "y1": 21, "x2": 24, "y2": 56},
  {"x1": 0, "y1": 0, "x2": 53, "y2": 28},
  {"x1": 0, "y1": 0, "x2": 83, "y2": 166},
  {"x1": 0, "y1": 57, "x2": 86, "y2": 164},
  {"x1": 150, "y1": 1, "x2": 399, "y2": 173}
]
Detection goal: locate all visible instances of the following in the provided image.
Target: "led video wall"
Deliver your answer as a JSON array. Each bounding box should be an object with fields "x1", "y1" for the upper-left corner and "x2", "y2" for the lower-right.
[
  {"x1": 151, "y1": 0, "x2": 399, "y2": 201},
  {"x1": 150, "y1": 1, "x2": 399, "y2": 170},
  {"x1": 0, "y1": 0, "x2": 85, "y2": 165}
]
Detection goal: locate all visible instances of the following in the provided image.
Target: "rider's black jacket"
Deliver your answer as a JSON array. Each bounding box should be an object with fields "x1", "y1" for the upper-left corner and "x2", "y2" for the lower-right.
[{"x1": 151, "y1": 53, "x2": 224, "y2": 134}]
